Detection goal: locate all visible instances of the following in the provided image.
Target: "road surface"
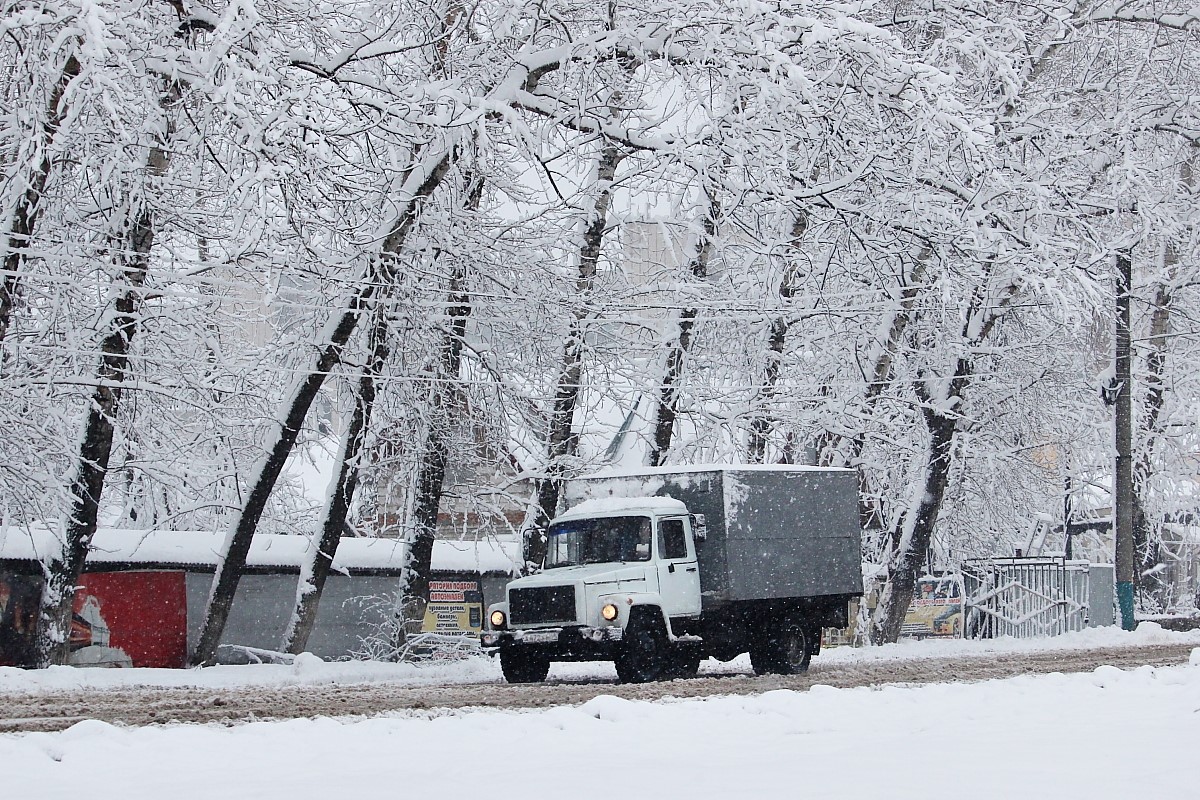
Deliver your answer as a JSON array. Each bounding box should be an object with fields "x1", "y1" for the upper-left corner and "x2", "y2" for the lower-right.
[{"x1": 1, "y1": 642, "x2": 1193, "y2": 733}]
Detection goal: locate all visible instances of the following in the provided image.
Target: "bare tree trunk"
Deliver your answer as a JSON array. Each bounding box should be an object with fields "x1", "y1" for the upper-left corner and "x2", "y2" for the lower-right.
[
  {"x1": 747, "y1": 211, "x2": 808, "y2": 463},
  {"x1": 397, "y1": 175, "x2": 483, "y2": 646},
  {"x1": 646, "y1": 196, "x2": 719, "y2": 468},
  {"x1": 1, "y1": 54, "x2": 80, "y2": 347},
  {"x1": 524, "y1": 144, "x2": 625, "y2": 569},
  {"x1": 34, "y1": 80, "x2": 177, "y2": 667},
  {"x1": 190, "y1": 146, "x2": 454, "y2": 666},
  {"x1": 280, "y1": 303, "x2": 389, "y2": 655},
  {"x1": 1131, "y1": 276, "x2": 1169, "y2": 596},
  {"x1": 869, "y1": 387, "x2": 957, "y2": 644}
]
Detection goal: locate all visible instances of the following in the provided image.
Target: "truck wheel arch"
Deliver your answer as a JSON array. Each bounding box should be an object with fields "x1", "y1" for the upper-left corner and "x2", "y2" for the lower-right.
[
  {"x1": 600, "y1": 593, "x2": 668, "y2": 630},
  {"x1": 626, "y1": 603, "x2": 667, "y2": 631},
  {"x1": 615, "y1": 606, "x2": 670, "y2": 683}
]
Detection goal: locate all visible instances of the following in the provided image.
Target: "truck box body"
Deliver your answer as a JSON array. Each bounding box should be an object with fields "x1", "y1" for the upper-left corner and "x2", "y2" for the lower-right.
[{"x1": 564, "y1": 465, "x2": 861, "y2": 609}]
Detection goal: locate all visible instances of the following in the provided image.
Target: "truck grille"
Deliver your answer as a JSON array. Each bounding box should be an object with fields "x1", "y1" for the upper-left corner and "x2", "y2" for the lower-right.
[{"x1": 510, "y1": 586, "x2": 576, "y2": 625}]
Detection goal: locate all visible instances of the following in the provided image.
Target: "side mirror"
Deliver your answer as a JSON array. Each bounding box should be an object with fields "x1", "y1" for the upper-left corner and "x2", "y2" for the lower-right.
[
  {"x1": 690, "y1": 514, "x2": 707, "y2": 543},
  {"x1": 521, "y1": 525, "x2": 545, "y2": 571}
]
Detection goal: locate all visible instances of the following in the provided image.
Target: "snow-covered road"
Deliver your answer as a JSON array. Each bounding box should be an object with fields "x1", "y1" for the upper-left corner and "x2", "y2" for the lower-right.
[
  {"x1": 0, "y1": 641, "x2": 1194, "y2": 732},
  {"x1": 2, "y1": 623, "x2": 1199, "y2": 733},
  {"x1": 4, "y1": 648, "x2": 1199, "y2": 800}
]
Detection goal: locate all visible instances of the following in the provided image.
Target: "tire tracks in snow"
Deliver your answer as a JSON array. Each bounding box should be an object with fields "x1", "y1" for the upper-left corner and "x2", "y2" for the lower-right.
[{"x1": 0, "y1": 643, "x2": 1194, "y2": 733}]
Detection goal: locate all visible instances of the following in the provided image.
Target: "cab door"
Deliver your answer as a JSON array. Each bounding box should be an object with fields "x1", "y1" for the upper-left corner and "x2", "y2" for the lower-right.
[{"x1": 655, "y1": 517, "x2": 702, "y2": 618}]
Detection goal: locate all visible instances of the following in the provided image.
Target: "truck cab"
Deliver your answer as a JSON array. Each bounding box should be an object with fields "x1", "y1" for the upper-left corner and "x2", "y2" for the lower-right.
[{"x1": 481, "y1": 497, "x2": 705, "y2": 683}]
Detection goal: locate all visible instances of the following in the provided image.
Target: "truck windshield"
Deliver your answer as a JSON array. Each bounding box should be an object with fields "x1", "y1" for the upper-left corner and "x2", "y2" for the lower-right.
[{"x1": 545, "y1": 516, "x2": 652, "y2": 568}]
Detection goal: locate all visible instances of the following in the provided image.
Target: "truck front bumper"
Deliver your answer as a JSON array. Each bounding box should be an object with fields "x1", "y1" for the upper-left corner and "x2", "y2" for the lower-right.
[{"x1": 481, "y1": 625, "x2": 624, "y2": 656}]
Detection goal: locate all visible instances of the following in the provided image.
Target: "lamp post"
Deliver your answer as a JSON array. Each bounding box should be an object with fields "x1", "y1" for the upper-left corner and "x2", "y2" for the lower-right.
[
  {"x1": 1063, "y1": 472, "x2": 1073, "y2": 561},
  {"x1": 1114, "y1": 250, "x2": 1136, "y2": 630}
]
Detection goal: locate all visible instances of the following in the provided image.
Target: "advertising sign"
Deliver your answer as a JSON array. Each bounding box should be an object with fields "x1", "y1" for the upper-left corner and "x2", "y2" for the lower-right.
[
  {"x1": 0, "y1": 571, "x2": 187, "y2": 668},
  {"x1": 420, "y1": 579, "x2": 483, "y2": 635},
  {"x1": 901, "y1": 575, "x2": 963, "y2": 639},
  {"x1": 74, "y1": 572, "x2": 188, "y2": 668}
]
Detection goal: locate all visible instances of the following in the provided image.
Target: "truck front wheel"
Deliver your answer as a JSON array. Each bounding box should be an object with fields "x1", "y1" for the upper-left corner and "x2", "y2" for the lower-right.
[
  {"x1": 750, "y1": 618, "x2": 811, "y2": 676},
  {"x1": 665, "y1": 647, "x2": 702, "y2": 679},
  {"x1": 615, "y1": 613, "x2": 668, "y2": 683},
  {"x1": 499, "y1": 647, "x2": 550, "y2": 683}
]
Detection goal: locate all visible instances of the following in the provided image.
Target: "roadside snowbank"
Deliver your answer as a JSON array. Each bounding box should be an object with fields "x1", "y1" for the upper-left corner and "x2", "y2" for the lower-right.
[
  {"x1": 4, "y1": 656, "x2": 1199, "y2": 800},
  {"x1": 817, "y1": 619, "x2": 1200, "y2": 663},
  {"x1": 1, "y1": 622, "x2": 1197, "y2": 694}
]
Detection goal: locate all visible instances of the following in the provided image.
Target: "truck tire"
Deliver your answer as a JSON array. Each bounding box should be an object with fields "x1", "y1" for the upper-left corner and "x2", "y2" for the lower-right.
[
  {"x1": 665, "y1": 647, "x2": 702, "y2": 679},
  {"x1": 750, "y1": 618, "x2": 810, "y2": 676},
  {"x1": 499, "y1": 647, "x2": 550, "y2": 683},
  {"x1": 615, "y1": 613, "x2": 668, "y2": 683}
]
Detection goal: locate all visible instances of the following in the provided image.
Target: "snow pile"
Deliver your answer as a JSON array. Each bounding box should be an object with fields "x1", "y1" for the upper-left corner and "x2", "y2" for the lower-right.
[
  {"x1": 816, "y1": 620, "x2": 1200, "y2": 665},
  {"x1": 0, "y1": 655, "x2": 502, "y2": 694},
  {"x1": 3, "y1": 660, "x2": 1198, "y2": 799}
]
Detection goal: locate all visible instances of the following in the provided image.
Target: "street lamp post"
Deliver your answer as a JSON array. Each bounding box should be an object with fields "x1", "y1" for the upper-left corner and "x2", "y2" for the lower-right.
[{"x1": 1114, "y1": 250, "x2": 1136, "y2": 630}]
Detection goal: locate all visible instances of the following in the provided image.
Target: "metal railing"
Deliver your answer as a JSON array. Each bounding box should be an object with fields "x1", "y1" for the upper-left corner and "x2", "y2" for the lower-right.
[{"x1": 962, "y1": 557, "x2": 1095, "y2": 639}]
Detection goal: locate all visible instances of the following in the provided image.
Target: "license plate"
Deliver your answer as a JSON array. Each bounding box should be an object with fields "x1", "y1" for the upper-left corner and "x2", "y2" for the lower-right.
[{"x1": 520, "y1": 630, "x2": 560, "y2": 644}]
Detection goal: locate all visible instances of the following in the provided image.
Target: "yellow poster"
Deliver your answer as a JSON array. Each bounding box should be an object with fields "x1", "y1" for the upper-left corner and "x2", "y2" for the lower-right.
[
  {"x1": 420, "y1": 580, "x2": 483, "y2": 635},
  {"x1": 901, "y1": 576, "x2": 963, "y2": 639}
]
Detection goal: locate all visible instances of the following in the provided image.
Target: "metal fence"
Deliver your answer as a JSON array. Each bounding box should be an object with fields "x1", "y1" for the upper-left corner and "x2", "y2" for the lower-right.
[{"x1": 962, "y1": 558, "x2": 1107, "y2": 639}]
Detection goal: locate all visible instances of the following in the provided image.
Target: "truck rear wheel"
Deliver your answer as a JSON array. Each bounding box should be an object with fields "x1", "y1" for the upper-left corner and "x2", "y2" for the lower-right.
[
  {"x1": 615, "y1": 613, "x2": 668, "y2": 683},
  {"x1": 499, "y1": 647, "x2": 550, "y2": 683},
  {"x1": 750, "y1": 618, "x2": 811, "y2": 676}
]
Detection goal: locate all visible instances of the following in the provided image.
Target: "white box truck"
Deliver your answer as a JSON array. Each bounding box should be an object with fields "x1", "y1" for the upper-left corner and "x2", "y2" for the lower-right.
[{"x1": 481, "y1": 465, "x2": 862, "y2": 683}]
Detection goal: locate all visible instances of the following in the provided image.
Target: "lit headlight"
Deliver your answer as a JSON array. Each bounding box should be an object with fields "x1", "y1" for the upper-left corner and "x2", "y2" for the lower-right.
[
  {"x1": 490, "y1": 610, "x2": 507, "y2": 629},
  {"x1": 601, "y1": 603, "x2": 619, "y2": 622}
]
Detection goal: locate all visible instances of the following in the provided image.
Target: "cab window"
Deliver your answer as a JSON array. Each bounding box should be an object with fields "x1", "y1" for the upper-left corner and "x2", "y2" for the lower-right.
[{"x1": 658, "y1": 519, "x2": 689, "y2": 560}]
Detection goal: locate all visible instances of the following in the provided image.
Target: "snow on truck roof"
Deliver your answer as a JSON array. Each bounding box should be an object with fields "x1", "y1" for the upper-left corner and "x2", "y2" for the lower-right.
[
  {"x1": 0, "y1": 527, "x2": 522, "y2": 575},
  {"x1": 555, "y1": 497, "x2": 690, "y2": 521}
]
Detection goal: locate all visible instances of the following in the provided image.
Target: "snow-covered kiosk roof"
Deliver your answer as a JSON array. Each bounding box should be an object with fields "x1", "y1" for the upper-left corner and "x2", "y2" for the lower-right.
[{"x1": 0, "y1": 527, "x2": 522, "y2": 577}]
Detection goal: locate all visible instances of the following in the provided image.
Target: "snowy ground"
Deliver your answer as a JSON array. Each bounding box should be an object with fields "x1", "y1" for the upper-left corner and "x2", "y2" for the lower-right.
[
  {"x1": 3, "y1": 621, "x2": 1197, "y2": 694},
  {"x1": 3, "y1": 626, "x2": 1198, "y2": 797},
  {"x1": 3, "y1": 645, "x2": 1199, "y2": 799}
]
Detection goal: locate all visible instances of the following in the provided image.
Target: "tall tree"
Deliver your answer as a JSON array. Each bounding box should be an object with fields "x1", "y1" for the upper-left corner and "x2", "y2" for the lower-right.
[
  {"x1": 1131, "y1": 145, "x2": 1199, "y2": 606},
  {"x1": 394, "y1": 174, "x2": 483, "y2": 647},
  {"x1": 280, "y1": 301, "x2": 389, "y2": 655},
  {"x1": 525, "y1": 141, "x2": 628, "y2": 568},
  {"x1": 191, "y1": 142, "x2": 455, "y2": 665},
  {"x1": 646, "y1": 196, "x2": 719, "y2": 467},
  {"x1": 866, "y1": 1, "x2": 1200, "y2": 640},
  {"x1": 747, "y1": 212, "x2": 809, "y2": 464},
  {"x1": 193, "y1": 7, "x2": 694, "y2": 662},
  {"x1": 35, "y1": 68, "x2": 183, "y2": 665}
]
